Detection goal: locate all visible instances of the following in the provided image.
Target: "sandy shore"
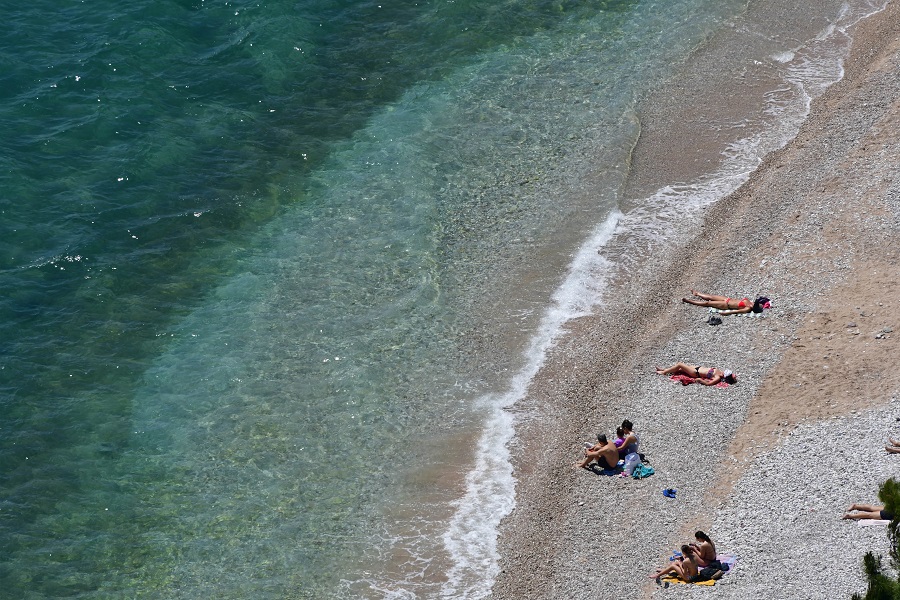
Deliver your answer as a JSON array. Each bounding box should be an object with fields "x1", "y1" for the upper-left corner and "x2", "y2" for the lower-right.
[{"x1": 490, "y1": 2, "x2": 900, "y2": 598}]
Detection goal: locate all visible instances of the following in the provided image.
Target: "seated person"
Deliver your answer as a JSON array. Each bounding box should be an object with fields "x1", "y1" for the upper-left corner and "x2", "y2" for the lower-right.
[
  {"x1": 614, "y1": 427, "x2": 626, "y2": 449},
  {"x1": 690, "y1": 531, "x2": 717, "y2": 567},
  {"x1": 618, "y1": 419, "x2": 640, "y2": 458},
  {"x1": 575, "y1": 434, "x2": 620, "y2": 470},
  {"x1": 649, "y1": 544, "x2": 699, "y2": 582}
]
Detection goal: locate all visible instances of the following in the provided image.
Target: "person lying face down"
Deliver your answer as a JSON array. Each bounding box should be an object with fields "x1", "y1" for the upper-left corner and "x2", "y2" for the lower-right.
[
  {"x1": 655, "y1": 363, "x2": 738, "y2": 385},
  {"x1": 682, "y1": 290, "x2": 772, "y2": 316},
  {"x1": 574, "y1": 434, "x2": 620, "y2": 470}
]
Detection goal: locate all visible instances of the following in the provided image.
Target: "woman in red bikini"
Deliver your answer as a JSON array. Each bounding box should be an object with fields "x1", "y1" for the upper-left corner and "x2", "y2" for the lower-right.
[{"x1": 681, "y1": 290, "x2": 771, "y2": 315}]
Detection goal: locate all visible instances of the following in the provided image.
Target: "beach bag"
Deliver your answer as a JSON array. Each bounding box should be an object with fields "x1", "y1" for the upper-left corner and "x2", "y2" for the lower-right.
[
  {"x1": 707, "y1": 315, "x2": 722, "y2": 326},
  {"x1": 697, "y1": 561, "x2": 727, "y2": 580},
  {"x1": 623, "y1": 453, "x2": 640, "y2": 475},
  {"x1": 631, "y1": 464, "x2": 654, "y2": 479}
]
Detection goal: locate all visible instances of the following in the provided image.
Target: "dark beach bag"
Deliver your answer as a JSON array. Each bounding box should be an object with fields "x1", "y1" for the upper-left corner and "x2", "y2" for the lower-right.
[{"x1": 697, "y1": 560, "x2": 728, "y2": 581}]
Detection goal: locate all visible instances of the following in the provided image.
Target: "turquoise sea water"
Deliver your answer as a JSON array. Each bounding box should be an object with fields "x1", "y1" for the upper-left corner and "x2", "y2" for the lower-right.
[{"x1": 0, "y1": 0, "x2": 886, "y2": 597}]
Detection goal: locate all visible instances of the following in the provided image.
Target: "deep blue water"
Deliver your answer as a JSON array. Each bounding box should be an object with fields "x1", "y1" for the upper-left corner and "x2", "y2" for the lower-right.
[{"x1": 0, "y1": 0, "x2": 884, "y2": 597}]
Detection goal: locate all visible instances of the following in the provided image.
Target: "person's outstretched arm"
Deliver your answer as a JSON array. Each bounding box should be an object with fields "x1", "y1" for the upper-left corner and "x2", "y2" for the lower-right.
[{"x1": 717, "y1": 306, "x2": 752, "y2": 316}]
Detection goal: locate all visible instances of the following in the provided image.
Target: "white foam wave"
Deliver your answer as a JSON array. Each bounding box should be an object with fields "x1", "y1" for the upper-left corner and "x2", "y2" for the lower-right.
[
  {"x1": 439, "y1": 0, "x2": 890, "y2": 596},
  {"x1": 440, "y1": 212, "x2": 620, "y2": 598}
]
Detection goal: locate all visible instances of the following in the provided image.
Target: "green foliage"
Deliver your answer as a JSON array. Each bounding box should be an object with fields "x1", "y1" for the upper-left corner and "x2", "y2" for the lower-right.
[
  {"x1": 853, "y1": 479, "x2": 900, "y2": 600},
  {"x1": 880, "y1": 478, "x2": 900, "y2": 571},
  {"x1": 852, "y1": 553, "x2": 900, "y2": 600}
]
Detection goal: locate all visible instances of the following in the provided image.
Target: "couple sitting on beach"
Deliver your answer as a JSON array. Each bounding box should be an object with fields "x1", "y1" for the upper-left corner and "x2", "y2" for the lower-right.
[
  {"x1": 649, "y1": 531, "x2": 728, "y2": 583},
  {"x1": 575, "y1": 419, "x2": 639, "y2": 470}
]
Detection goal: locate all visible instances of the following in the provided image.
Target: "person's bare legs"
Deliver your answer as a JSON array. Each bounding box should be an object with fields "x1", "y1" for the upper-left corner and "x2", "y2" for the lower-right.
[
  {"x1": 889, "y1": 437, "x2": 900, "y2": 446},
  {"x1": 691, "y1": 291, "x2": 728, "y2": 301},
  {"x1": 842, "y1": 504, "x2": 884, "y2": 520},
  {"x1": 682, "y1": 297, "x2": 730, "y2": 309},
  {"x1": 649, "y1": 563, "x2": 678, "y2": 579},
  {"x1": 656, "y1": 363, "x2": 693, "y2": 376},
  {"x1": 886, "y1": 445, "x2": 900, "y2": 454},
  {"x1": 574, "y1": 450, "x2": 599, "y2": 469},
  {"x1": 672, "y1": 561, "x2": 689, "y2": 581}
]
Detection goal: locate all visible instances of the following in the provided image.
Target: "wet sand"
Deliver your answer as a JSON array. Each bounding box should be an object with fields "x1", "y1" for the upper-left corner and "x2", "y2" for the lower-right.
[{"x1": 491, "y1": 1, "x2": 900, "y2": 598}]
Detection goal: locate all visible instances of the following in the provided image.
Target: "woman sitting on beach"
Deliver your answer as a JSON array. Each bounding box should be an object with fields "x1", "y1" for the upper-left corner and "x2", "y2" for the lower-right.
[
  {"x1": 618, "y1": 419, "x2": 640, "y2": 458},
  {"x1": 682, "y1": 290, "x2": 771, "y2": 315},
  {"x1": 649, "y1": 544, "x2": 699, "y2": 582},
  {"x1": 656, "y1": 363, "x2": 737, "y2": 385},
  {"x1": 690, "y1": 531, "x2": 717, "y2": 567}
]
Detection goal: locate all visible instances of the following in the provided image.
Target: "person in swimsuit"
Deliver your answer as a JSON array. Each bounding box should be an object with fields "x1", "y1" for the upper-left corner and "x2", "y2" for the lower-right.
[
  {"x1": 842, "y1": 503, "x2": 895, "y2": 521},
  {"x1": 618, "y1": 419, "x2": 640, "y2": 458},
  {"x1": 613, "y1": 427, "x2": 626, "y2": 449},
  {"x1": 575, "y1": 434, "x2": 620, "y2": 470},
  {"x1": 648, "y1": 544, "x2": 700, "y2": 581},
  {"x1": 655, "y1": 363, "x2": 737, "y2": 385},
  {"x1": 681, "y1": 290, "x2": 771, "y2": 315},
  {"x1": 690, "y1": 531, "x2": 717, "y2": 567}
]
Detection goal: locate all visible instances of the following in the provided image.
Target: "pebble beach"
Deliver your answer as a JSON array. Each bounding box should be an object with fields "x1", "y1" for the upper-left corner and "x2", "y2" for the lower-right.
[{"x1": 491, "y1": 1, "x2": 900, "y2": 598}]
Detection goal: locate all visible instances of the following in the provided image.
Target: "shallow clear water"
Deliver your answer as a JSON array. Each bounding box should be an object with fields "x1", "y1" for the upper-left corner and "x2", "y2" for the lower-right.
[{"x1": 0, "y1": 0, "x2": 886, "y2": 597}]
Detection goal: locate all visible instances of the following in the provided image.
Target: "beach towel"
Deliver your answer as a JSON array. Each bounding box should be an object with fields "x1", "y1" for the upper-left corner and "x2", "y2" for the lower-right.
[
  {"x1": 709, "y1": 307, "x2": 766, "y2": 318},
  {"x1": 659, "y1": 574, "x2": 716, "y2": 586},
  {"x1": 857, "y1": 519, "x2": 891, "y2": 527},
  {"x1": 589, "y1": 462, "x2": 624, "y2": 476},
  {"x1": 669, "y1": 374, "x2": 730, "y2": 388},
  {"x1": 632, "y1": 464, "x2": 654, "y2": 479},
  {"x1": 717, "y1": 553, "x2": 737, "y2": 574},
  {"x1": 658, "y1": 553, "x2": 737, "y2": 587}
]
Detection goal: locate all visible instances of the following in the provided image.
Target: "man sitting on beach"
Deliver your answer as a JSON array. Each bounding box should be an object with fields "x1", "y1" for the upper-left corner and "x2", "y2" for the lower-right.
[{"x1": 575, "y1": 434, "x2": 620, "y2": 470}]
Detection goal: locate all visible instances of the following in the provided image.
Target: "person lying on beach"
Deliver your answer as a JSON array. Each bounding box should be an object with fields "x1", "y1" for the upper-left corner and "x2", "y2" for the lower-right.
[
  {"x1": 649, "y1": 544, "x2": 699, "y2": 581},
  {"x1": 575, "y1": 434, "x2": 620, "y2": 470},
  {"x1": 842, "y1": 503, "x2": 895, "y2": 521},
  {"x1": 682, "y1": 290, "x2": 771, "y2": 315},
  {"x1": 690, "y1": 531, "x2": 716, "y2": 567},
  {"x1": 655, "y1": 363, "x2": 737, "y2": 385},
  {"x1": 618, "y1": 419, "x2": 640, "y2": 458},
  {"x1": 885, "y1": 437, "x2": 900, "y2": 454}
]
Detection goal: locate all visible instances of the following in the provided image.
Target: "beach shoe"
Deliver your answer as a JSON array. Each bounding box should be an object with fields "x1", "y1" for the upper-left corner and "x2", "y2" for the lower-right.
[{"x1": 663, "y1": 488, "x2": 677, "y2": 498}]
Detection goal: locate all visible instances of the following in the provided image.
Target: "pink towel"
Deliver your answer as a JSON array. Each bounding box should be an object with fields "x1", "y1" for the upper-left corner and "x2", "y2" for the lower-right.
[{"x1": 670, "y1": 375, "x2": 729, "y2": 388}]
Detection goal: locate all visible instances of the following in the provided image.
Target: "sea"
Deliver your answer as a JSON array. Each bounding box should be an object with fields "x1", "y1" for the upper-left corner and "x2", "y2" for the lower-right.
[{"x1": 0, "y1": 0, "x2": 887, "y2": 597}]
